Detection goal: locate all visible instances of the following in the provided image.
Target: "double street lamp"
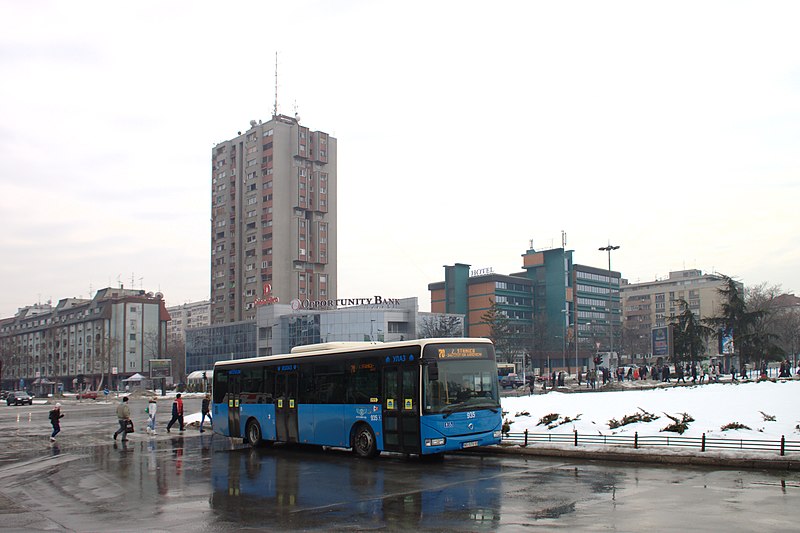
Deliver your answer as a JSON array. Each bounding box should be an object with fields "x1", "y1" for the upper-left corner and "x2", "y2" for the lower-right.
[{"x1": 598, "y1": 243, "x2": 620, "y2": 364}]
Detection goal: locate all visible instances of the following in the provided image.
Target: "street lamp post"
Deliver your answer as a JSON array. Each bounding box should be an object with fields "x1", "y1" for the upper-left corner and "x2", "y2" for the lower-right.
[
  {"x1": 561, "y1": 309, "x2": 569, "y2": 372},
  {"x1": 571, "y1": 322, "x2": 579, "y2": 371},
  {"x1": 598, "y1": 243, "x2": 620, "y2": 366}
]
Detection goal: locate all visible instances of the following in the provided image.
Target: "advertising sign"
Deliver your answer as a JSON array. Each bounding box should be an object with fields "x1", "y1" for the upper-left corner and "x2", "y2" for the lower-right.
[
  {"x1": 149, "y1": 359, "x2": 172, "y2": 379},
  {"x1": 720, "y1": 327, "x2": 734, "y2": 355},
  {"x1": 652, "y1": 326, "x2": 671, "y2": 357}
]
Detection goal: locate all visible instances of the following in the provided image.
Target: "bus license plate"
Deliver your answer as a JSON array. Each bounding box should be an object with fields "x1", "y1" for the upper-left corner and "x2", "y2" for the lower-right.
[{"x1": 462, "y1": 441, "x2": 479, "y2": 448}]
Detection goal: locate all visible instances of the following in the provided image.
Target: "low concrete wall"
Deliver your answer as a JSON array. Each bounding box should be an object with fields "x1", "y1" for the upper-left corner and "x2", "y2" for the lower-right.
[{"x1": 464, "y1": 444, "x2": 800, "y2": 471}]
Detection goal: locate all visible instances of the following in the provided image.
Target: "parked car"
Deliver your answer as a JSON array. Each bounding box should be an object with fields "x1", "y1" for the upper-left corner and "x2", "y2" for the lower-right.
[
  {"x1": 500, "y1": 373, "x2": 524, "y2": 389},
  {"x1": 76, "y1": 390, "x2": 98, "y2": 400},
  {"x1": 6, "y1": 391, "x2": 33, "y2": 406}
]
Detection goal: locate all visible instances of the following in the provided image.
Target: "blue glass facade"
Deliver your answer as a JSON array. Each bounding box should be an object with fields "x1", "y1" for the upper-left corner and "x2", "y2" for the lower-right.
[{"x1": 186, "y1": 320, "x2": 256, "y2": 374}]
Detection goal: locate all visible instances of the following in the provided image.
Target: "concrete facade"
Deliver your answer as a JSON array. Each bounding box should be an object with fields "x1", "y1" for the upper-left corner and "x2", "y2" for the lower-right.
[
  {"x1": 621, "y1": 269, "x2": 731, "y2": 358},
  {"x1": 210, "y1": 115, "x2": 337, "y2": 324},
  {"x1": 429, "y1": 248, "x2": 621, "y2": 374},
  {"x1": 166, "y1": 300, "x2": 211, "y2": 344},
  {"x1": 0, "y1": 288, "x2": 170, "y2": 391},
  {"x1": 184, "y1": 297, "x2": 461, "y2": 374}
]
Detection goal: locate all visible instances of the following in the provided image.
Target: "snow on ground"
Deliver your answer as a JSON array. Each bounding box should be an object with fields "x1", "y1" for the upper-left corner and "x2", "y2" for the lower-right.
[{"x1": 501, "y1": 379, "x2": 800, "y2": 442}]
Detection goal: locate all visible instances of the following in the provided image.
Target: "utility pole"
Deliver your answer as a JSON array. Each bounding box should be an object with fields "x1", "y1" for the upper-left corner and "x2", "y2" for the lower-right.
[{"x1": 599, "y1": 243, "x2": 620, "y2": 366}]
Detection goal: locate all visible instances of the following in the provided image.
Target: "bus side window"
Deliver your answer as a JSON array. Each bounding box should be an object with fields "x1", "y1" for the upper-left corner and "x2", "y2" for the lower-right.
[
  {"x1": 264, "y1": 367, "x2": 275, "y2": 401},
  {"x1": 242, "y1": 368, "x2": 264, "y2": 400},
  {"x1": 348, "y1": 358, "x2": 379, "y2": 404},
  {"x1": 213, "y1": 370, "x2": 228, "y2": 404},
  {"x1": 299, "y1": 366, "x2": 313, "y2": 403},
  {"x1": 314, "y1": 362, "x2": 346, "y2": 404}
]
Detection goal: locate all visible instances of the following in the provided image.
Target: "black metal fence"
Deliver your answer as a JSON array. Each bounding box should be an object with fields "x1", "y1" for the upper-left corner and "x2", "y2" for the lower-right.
[{"x1": 502, "y1": 430, "x2": 800, "y2": 456}]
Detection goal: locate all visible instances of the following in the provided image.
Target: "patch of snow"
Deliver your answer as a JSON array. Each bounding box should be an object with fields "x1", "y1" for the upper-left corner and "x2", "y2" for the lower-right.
[{"x1": 501, "y1": 380, "x2": 800, "y2": 441}]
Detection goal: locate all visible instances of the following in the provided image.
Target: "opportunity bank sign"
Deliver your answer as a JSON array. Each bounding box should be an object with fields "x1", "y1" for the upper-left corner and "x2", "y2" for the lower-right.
[{"x1": 290, "y1": 295, "x2": 401, "y2": 311}]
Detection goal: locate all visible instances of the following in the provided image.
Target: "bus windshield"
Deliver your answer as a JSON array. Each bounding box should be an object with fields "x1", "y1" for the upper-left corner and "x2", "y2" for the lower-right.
[{"x1": 423, "y1": 358, "x2": 500, "y2": 415}]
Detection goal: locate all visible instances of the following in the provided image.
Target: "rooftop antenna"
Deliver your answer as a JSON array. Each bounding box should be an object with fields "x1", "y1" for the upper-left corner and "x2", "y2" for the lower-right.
[
  {"x1": 273, "y1": 51, "x2": 278, "y2": 118},
  {"x1": 561, "y1": 230, "x2": 567, "y2": 248}
]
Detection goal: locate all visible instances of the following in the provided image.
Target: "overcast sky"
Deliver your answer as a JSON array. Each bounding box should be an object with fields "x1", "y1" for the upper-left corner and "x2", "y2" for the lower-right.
[{"x1": 1, "y1": 1, "x2": 798, "y2": 318}]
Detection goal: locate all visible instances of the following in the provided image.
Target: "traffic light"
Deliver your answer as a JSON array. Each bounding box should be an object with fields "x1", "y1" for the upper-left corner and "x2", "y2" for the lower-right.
[{"x1": 202, "y1": 371, "x2": 207, "y2": 381}]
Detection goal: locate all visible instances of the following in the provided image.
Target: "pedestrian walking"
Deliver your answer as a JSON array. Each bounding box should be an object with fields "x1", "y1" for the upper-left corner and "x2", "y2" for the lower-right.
[
  {"x1": 166, "y1": 393, "x2": 184, "y2": 433},
  {"x1": 147, "y1": 397, "x2": 158, "y2": 435},
  {"x1": 675, "y1": 365, "x2": 686, "y2": 385},
  {"x1": 49, "y1": 403, "x2": 64, "y2": 442},
  {"x1": 200, "y1": 393, "x2": 212, "y2": 432},
  {"x1": 113, "y1": 396, "x2": 131, "y2": 442}
]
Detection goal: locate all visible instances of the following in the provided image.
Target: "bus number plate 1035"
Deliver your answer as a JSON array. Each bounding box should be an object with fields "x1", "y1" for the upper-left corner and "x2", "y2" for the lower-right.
[{"x1": 462, "y1": 441, "x2": 479, "y2": 449}]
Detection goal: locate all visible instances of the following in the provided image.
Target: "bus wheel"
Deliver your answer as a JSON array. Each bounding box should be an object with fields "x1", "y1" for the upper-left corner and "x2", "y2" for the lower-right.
[
  {"x1": 353, "y1": 424, "x2": 380, "y2": 458},
  {"x1": 246, "y1": 420, "x2": 263, "y2": 448}
]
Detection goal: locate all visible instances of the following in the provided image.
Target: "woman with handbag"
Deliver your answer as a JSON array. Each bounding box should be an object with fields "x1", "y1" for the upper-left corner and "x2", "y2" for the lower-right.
[{"x1": 113, "y1": 396, "x2": 131, "y2": 442}]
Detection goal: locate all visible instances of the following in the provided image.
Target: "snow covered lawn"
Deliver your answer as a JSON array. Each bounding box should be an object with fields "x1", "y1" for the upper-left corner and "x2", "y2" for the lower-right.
[{"x1": 501, "y1": 379, "x2": 800, "y2": 442}]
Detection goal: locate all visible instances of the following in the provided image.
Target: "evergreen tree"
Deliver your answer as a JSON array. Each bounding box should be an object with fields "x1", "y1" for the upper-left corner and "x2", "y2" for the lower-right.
[
  {"x1": 704, "y1": 275, "x2": 777, "y2": 366},
  {"x1": 669, "y1": 299, "x2": 712, "y2": 364}
]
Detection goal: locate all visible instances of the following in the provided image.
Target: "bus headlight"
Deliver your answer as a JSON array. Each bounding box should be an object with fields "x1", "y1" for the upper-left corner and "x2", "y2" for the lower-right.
[
  {"x1": 493, "y1": 430, "x2": 502, "y2": 438},
  {"x1": 425, "y1": 438, "x2": 446, "y2": 447}
]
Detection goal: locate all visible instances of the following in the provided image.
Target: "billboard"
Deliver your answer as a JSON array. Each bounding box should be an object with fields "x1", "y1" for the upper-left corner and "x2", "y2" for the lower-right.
[
  {"x1": 651, "y1": 326, "x2": 671, "y2": 358},
  {"x1": 720, "y1": 327, "x2": 734, "y2": 355},
  {"x1": 149, "y1": 359, "x2": 172, "y2": 379}
]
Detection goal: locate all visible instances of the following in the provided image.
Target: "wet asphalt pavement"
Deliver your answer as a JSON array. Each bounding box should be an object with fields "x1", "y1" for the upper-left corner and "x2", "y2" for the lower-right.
[{"x1": 0, "y1": 397, "x2": 798, "y2": 531}]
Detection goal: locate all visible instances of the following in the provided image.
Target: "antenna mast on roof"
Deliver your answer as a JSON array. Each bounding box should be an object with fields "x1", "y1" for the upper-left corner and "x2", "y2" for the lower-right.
[{"x1": 273, "y1": 51, "x2": 278, "y2": 118}]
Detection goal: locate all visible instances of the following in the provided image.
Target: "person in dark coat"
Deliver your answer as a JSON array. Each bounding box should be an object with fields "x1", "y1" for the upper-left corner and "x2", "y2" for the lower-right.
[
  {"x1": 200, "y1": 394, "x2": 212, "y2": 433},
  {"x1": 675, "y1": 365, "x2": 686, "y2": 385},
  {"x1": 167, "y1": 393, "x2": 184, "y2": 432},
  {"x1": 49, "y1": 403, "x2": 64, "y2": 442}
]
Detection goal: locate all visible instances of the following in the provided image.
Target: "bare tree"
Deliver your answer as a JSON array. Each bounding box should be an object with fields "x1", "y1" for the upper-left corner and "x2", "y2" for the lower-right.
[
  {"x1": 620, "y1": 323, "x2": 651, "y2": 360},
  {"x1": 418, "y1": 315, "x2": 464, "y2": 338},
  {"x1": 481, "y1": 300, "x2": 512, "y2": 362},
  {"x1": 165, "y1": 338, "x2": 186, "y2": 384},
  {"x1": 772, "y1": 306, "x2": 800, "y2": 368}
]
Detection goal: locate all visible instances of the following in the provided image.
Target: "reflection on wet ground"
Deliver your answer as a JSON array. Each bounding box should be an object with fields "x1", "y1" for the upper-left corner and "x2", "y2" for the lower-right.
[{"x1": 0, "y1": 401, "x2": 798, "y2": 531}]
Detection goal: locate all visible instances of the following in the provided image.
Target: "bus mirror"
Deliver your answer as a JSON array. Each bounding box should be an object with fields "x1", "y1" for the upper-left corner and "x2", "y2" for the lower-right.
[{"x1": 428, "y1": 364, "x2": 439, "y2": 381}]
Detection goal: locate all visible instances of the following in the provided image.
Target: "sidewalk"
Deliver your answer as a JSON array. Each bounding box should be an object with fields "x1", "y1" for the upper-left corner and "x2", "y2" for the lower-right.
[{"x1": 467, "y1": 441, "x2": 800, "y2": 471}]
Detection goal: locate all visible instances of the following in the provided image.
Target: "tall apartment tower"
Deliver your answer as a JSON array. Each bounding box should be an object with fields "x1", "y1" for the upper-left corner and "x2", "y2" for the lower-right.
[{"x1": 210, "y1": 115, "x2": 337, "y2": 324}]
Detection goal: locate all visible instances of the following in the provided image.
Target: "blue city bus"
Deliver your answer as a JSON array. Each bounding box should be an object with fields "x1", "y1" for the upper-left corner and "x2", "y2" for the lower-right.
[{"x1": 212, "y1": 338, "x2": 502, "y2": 457}]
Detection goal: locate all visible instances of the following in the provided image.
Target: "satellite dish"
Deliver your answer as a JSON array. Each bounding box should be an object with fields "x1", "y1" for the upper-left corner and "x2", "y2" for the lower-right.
[
  {"x1": 155, "y1": 292, "x2": 164, "y2": 300},
  {"x1": 250, "y1": 120, "x2": 257, "y2": 127}
]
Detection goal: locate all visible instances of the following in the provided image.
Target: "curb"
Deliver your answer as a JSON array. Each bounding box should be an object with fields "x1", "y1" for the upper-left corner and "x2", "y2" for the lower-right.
[{"x1": 465, "y1": 444, "x2": 800, "y2": 471}]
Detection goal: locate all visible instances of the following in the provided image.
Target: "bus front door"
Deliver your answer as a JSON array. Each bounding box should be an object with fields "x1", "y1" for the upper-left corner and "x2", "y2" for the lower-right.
[
  {"x1": 227, "y1": 372, "x2": 242, "y2": 438},
  {"x1": 382, "y1": 365, "x2": 421, "y2": 454},
  {"x1": 275, "y1": 371, "x2": 299, "y2": 443}
]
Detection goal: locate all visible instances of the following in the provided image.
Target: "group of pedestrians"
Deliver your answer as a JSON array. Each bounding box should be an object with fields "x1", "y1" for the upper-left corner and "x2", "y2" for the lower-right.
[{"x1": 46, "y1": 392, "x2": 213, "y2": 443}]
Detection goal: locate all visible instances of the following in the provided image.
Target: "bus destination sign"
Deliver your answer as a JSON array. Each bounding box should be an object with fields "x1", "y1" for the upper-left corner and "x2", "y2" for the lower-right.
[{"x1": 437, "y1": 346, "x2": 485, "y2": 359}]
